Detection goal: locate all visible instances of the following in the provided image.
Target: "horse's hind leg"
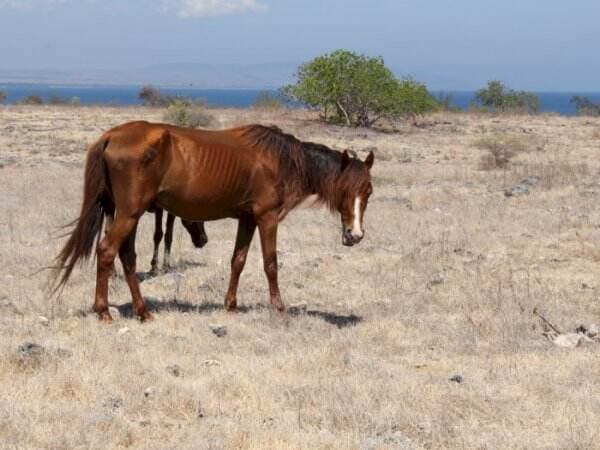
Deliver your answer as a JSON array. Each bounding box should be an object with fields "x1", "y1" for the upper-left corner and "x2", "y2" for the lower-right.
[
  {"x1": 150, "y1": 208, "x2": 163, "y2": 275},
  {"x1": 163, "y1": 213, "x2": 175, "y2": 270},
  {"x1": 119, "y1": 223, "x2": 152, "y2": 321},
  {"x1": 95, "y1": 214, "x2": 138, "y2": 322}
]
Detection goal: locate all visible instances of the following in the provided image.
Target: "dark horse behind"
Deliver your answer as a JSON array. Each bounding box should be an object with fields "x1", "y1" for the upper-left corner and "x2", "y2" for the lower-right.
[{"x1": 53, "y1": 122, "x2": 374, "y2": 322}]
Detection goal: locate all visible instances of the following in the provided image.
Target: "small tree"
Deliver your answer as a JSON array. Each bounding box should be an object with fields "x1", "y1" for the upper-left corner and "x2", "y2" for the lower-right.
[
  {"x1": 139, "y1": 85, "x2": 168, "y2": 106},
  {"x1": 474, "y1": 81, "x2": 539, "y2": 113},
  {"x1": 253, "y1": 91, "x2": 283, "y2": 110},
  {"x1": 163, "y1": 100, "x2": 214, "y2": 128},
  {"x1": 19, "y1": 95, "x2": 44, "y2": 105},
  {"x1": 284, "y1": 49, "x2": 436, "y2": 127},
  {"x1": 0, "y1": 91, "x2": 7, "y2": 104},
  {"x1": 571, "y1": 96, "x2": 600, "y2": 116}
]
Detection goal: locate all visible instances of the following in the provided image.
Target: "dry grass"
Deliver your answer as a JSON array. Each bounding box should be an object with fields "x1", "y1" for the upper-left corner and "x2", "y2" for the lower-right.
[{"x1": 1, "y1": 106, "x2": 600, "y2": 449}]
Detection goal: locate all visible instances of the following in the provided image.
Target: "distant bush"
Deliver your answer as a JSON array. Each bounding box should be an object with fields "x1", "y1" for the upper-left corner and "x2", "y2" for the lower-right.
[
  {"x1": 252, "y1": 91, "x2": 283, "y2": 110},
  {"x1": 0, "y1": 91, "x2": 6, "y2": 104},
  {"x1": 283, "y1": 49, "x2": 437, "y2": 127},
  {"x1": 48, "y1": 95, "x2": 81, "y2": 106},
  {"x1": 18, "y1": 95, "x2": 44, "y2": 105},
  {"x1": 163, "y1": 100, "x2": 214, "y2": 128},
  {"x1": 435, "y1": 93, "x2": 459, "y2": 112},
  {"x1": 474, "y1": 134, "x2": 531, "y2": 170},
  {"x1": 139, "y1": 85, "x2": 170, "y2": 107},
  {"x1": 571, "y1": 96, "x2": 600, "y2": 117},
  {"x1": 473, "y1": 81, "x2": 539, "y2": 114}
]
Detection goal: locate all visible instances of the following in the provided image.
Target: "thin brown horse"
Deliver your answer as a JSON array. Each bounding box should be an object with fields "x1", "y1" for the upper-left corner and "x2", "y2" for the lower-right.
[
  {"x1": 149, "y1": 207, "x2": 208, "y2": 274},
  {"x1": 53, "y1": 121, "x2": 374, "y2": 322}
]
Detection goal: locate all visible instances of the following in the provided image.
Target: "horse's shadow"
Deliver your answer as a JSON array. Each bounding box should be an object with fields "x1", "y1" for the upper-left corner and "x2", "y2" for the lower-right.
[{"x1": 113, "y1": 298, "x2": 362, "y2": 329}]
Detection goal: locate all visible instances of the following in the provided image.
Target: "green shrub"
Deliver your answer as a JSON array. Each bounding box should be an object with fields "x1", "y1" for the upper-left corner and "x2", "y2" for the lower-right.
[
  {"x1": 473, "y1": 81, "x2": 539, "y2": 114},
  {"x1": 571, "y1": 96, "x2": 600, "y2": 117},
  {"x1": 283, "y1": 49, "x2": 437, "y2": 127},
  {"x1": 474, "y1": 134, "x2": 531, "y2": 170},
  {"x1": 163, "y1": 100, "x2": 214, "y2": 128},
  {"x1": 253, "y1": 91, "x2": 283, "y2": 110},
  {"x1": 435, "y1": 93, "x2": 459, "y2": 112},
  {"x1": 18, "y1": 95, "x2": 44, "y2": 105},
  {"x1": 49, "y1": 95, "x2": 68, "y2": 105},
  {"x1": 139, "y1": 85, "x2": 170, "y2": 107}
]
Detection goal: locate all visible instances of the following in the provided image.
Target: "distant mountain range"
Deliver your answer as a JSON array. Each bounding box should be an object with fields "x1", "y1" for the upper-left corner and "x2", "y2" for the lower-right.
[{"x1": 0, "y1": 62, "x2": 298, "y2": 88}]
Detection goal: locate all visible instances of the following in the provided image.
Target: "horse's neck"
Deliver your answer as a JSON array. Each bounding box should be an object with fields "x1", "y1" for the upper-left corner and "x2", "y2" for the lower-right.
[{"x1": 301, "y1": 147, "x2": 342, "y2": 206}]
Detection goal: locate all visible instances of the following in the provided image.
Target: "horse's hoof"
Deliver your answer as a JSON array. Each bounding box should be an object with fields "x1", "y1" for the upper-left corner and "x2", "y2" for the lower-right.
[
  {"x1": 140, "y1": 311, "x2": 154, "y2": 322},
  {"x1": 98, "y1": 312, "x2": 113, "y2": 323}
]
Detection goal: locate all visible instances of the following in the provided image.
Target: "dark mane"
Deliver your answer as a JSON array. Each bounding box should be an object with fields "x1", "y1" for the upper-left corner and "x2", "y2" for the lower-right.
[{"x1": 240, "y1": 124, "x2": 368, "y2": 211}]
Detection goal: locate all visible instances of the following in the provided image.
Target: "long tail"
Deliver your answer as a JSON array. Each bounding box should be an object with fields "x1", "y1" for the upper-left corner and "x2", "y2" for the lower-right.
[{"x1": 52, "y1": 137, "x2": 112, "y2": 292}]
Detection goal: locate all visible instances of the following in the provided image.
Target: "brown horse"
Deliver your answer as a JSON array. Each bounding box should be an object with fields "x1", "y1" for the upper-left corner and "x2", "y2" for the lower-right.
[
  {"x1": 149, "y1": 207, "x2": 208, "y2": 274},
  {"x1": 53, "y1": 121, "x2": 374, "y2": 322}
]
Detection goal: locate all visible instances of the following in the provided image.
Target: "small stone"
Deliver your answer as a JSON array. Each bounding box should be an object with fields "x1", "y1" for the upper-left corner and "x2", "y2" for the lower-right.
[
  {"x1": 144, "y1": 387, "x2": 155, "y2": 398},
  {"x1": 102, "y1": 396, "x2": 123, "y2": 410},
  {"x1": 108, "y1": 306, "x2": 121, "y2": 319},
  {"x1": 17, "y1": 342, "x2": 45, "y2": 358},
  {"x1": 428, "y1": 273, "x2": 446, "y2": 287},
  {"x1": 117, "y1": 327, "x2": 130, "y2": 336},
  {"x1": 505, "y1": 184, "x2": 530, "y2": 197},
  {"x1": 522, "y1": 176, "x2": 541, "y2": 186},
  {"x1": 553, "y1": 333, "x2": 585, "y2": 348},
  {"x1": 203, "y1": 359, "x2": 221, "y2": 367},
  {"x1": 166, "y1": 364, "x2": 182, "y2": 377},
  {"x1": 38, "y1": 316, "x2": 49, "y2": 326},
  {"x1": 209, "y1": 324, "x2": 227, "y2": 337},
  {"x1": 586, "y1": 324, "x2": 599, "y2": 339},
  {"x1": 289, "y1": 302, "x2": 308, "y2": 314},
  {"x1": 449, "y1": 375, "x2": 464, "y2": 383}
]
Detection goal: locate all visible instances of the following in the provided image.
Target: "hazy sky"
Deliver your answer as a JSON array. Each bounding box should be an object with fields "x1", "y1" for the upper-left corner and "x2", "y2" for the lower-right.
[{"x1": 0, "y1": 0, "x2": 599, "y2": 90}]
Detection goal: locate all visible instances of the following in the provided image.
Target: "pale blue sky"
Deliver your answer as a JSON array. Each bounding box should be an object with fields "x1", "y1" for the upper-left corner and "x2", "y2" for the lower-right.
[{"x1": 1, "y1": 0, "x2": 598, "y2": 90}]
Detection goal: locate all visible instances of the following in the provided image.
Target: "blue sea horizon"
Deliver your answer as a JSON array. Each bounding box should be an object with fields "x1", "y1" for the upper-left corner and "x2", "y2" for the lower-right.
[{"x1": 1, "y1": 83, "x2": 599, "y2": 116}]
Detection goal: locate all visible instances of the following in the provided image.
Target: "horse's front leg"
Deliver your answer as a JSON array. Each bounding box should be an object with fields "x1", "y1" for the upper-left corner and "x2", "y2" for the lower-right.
[
  {"x1": 224, "y1": 216, "x2": 256, "y2": 311},
  {"x1": 257, "y1": 212, "x2": 284, "y2": 312}
]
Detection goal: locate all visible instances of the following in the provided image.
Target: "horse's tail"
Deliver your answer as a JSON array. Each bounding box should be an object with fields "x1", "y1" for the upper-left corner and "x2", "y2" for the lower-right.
[{"x1": 52, "y1": 137, "x2": 112, "y2": 292}]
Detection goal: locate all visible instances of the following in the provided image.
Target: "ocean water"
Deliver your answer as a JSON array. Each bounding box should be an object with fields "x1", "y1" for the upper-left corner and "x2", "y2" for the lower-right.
[{"x1": 1, "y1": 83, "x2": 599, "y2": 116}]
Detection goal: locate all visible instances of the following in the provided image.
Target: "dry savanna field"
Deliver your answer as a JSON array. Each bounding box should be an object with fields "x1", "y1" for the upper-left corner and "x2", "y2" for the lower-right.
[{"x1": 1, "y1": 105, "x2": 600, "y2": 449}]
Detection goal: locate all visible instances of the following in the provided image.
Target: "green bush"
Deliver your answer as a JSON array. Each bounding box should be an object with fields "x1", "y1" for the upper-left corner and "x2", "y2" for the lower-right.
[
  {"x1": 283, "y1": 49, "x2": 437, "y2": 127},
  {"x1": 18, "y1": 95, "x2": 44, "y2": 105},
  {"x1": 473, "y1": 81, "x2": 539, "y2": 114},
  {"x1": 435, "y1": 93, "x2": 459, "y2": 112},
  {"x1": 0, "y1": 91, "x2": 7, "y2": 104},
  {"x1": 139, "y1": 85, "x2": 170, "y2": 107},
  {"x1": 252, "y1": 91, "x2": 283, "y2": 110},
  {"x1": 163, "y1": 100, "x2": 214, "y2": 128},
  {"x1": 571, "y1": 96, "x2": 600, "y2": 116}
]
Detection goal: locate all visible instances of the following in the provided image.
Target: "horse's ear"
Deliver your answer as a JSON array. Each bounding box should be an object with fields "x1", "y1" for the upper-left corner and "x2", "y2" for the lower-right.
[
  {"x1": 341, "y1": 150, "x2": 351, "y2": 172},
  {"x1": 364, "y1": 151, "x2": 374, "y2": 169}
]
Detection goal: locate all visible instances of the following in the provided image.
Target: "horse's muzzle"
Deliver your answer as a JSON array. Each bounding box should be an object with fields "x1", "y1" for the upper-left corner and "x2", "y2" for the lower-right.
[
  {"x1": 191, "y1": 232, "x2": 209, "y2": 249},
  {"x1": 342, "y1": 228, "x2": 363, "y2": 246}
]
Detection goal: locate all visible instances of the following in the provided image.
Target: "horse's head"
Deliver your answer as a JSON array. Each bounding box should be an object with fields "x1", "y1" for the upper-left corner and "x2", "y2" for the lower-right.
[{"x1": 337, "y1": 150, "x2": 374, "y2": 246}]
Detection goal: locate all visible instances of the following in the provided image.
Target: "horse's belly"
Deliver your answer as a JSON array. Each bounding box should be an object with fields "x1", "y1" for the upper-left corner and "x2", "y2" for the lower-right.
[{"x1": 155, "y1": 190, "x2": 241, "y2": 221}]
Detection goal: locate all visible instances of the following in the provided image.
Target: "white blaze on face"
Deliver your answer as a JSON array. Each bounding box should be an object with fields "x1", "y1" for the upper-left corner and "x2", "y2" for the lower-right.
[{"x1": 351, "y1": 196, "x2": 363, "y2": 238}]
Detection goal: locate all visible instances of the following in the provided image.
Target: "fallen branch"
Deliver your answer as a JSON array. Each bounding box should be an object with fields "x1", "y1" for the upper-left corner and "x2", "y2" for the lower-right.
[{"x1": 533, "y1": 307, "x2": 562, "y2": 335}]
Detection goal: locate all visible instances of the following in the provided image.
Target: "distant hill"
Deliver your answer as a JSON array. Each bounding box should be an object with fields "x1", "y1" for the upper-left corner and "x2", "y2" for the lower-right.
[{"x1": 0, "y1": 62, "x2": 298, "y2": 88}]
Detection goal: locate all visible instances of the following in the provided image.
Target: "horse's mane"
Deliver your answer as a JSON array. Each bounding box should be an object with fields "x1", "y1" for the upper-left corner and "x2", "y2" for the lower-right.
[{"x1": 239, "y1": 124, "x2": 368, "y2": 211}]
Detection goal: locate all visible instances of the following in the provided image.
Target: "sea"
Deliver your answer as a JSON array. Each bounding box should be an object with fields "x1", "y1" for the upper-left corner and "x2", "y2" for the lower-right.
[{"x1": 1, "y1": 83, "x2": 599, "y2": 116}]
